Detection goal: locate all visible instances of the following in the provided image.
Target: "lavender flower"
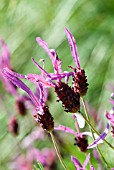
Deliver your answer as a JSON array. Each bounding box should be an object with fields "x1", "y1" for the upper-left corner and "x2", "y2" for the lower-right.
[
  {"x1": 2, "y1": 67, "x2": 54, "y2": 132},
  {"x1": 26, "y1": 36, "x2": 80, "y2": 113},
  {"x1": 0, "y1": 39, "x2": 29, "y2": 116},
  {"x1": 71, "y1": 153, "x2": 95, "y2": 170},
  {"x1": 55, "y1": 116, "x2": 110, "y2": 151}
]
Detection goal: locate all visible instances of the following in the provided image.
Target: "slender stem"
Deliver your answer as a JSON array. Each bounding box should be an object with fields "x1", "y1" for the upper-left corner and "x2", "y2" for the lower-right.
[
  {"x1": 81, "y1": 98, "x2": 114, "y2": 150},
  {"x1": 81, "y1": 97, "x2": 111, "y2": 168},
  {"x1": 50, "y1": 131, "x2": 69, "y2": 170}
]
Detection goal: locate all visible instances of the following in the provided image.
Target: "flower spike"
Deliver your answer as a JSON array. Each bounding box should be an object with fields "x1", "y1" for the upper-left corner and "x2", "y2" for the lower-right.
[{"x1": 2, "y1": 67, "x2": 54, "y2": 132}]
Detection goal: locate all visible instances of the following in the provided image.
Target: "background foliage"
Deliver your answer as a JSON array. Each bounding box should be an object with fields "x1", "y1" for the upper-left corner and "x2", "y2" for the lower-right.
[{"x1": 0, "y1": 0, "x2": 114, "y2": 169}]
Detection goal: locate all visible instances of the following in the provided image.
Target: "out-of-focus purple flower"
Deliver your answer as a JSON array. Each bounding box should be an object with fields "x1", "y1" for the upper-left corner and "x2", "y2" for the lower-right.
[
  {"x1": 0, "y1": 39, "x2": 29, "y2": 117},
  {"x1": 9, "y1": 155, "x2": 33, "y2": 170},
  {"x1": 16, "y1": 96, "x2": 27, "y2": 116},
  {"x1": 9, "y1": 147, "x2": 56, "y2": 170},
  {"x1": 0, "y1": 39, "x2": 10, "y2": 69},
  {"x1": 2, "y1": 67, "x2": 54, "y2": 132},
  {"x1": 27, "y1": 147, "x2": 56, "y2": 170},
  {"x1": 71, "y1": 153, "x2": 95, "y2": 170},
  {"x1": 0, "y1": 39, "x2": 18, "y2": 95},
  {"x1": 8, "y1": 116, "x2": 19, "y2": 136},
  {"x1": 21, "y1": 127, "x2": 45, "y2": 149}
]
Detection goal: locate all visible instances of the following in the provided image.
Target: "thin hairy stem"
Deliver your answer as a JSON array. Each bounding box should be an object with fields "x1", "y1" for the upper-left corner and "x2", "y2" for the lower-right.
[{"x1": 50, "y1": 131, "x2": 69, "y2": 170}]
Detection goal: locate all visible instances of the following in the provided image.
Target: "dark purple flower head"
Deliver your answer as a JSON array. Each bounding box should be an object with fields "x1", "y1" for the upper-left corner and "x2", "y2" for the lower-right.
[
  {"x1": 2, "y1": 67, "x2": 54, "y2": 132},
  {"x1": 64, "y1": 27, "x2": 89, "y2": 96},
  {"x1": 8, "y1": 116, "x2": 19, "y2": 136},
  {"x1": 74, "y1": 135, "x2": 88, "y2": 152},
  {"x1": 16, "y1": 96, "x2": 27, "y2": 116}
]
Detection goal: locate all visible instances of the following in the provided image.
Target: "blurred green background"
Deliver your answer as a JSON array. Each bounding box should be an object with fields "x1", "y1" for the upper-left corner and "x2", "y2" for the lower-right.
[{"x1": 0, "y1": 0, "x2": 114, "y2": 169}]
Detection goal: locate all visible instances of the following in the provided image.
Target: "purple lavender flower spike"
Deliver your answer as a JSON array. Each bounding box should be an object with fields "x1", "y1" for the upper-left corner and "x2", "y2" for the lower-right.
[
  {"x1": 2, "y1": 68, "x2": 54, "y2": 132},
  {"x1": 87, "y1": 121, "x2": 110, "y2": 149},
  {"x1": 64, "y1": 27, "x2": 80, "y2": 69},
  {"x1": 2, "y1": 67, "x2": 39, "y2": 107}
]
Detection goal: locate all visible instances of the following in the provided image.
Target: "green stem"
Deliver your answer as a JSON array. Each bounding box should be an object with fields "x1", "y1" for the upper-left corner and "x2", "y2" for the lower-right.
[
  {"x1": 50, "y1": 131, "x2": 69, "y2": 170},
  {"x1": 81, "y1": 98, "x2": 114, "y2": 150},
  {"x1": 81, "y1": 97, "x2": 111, "y2": 168}
]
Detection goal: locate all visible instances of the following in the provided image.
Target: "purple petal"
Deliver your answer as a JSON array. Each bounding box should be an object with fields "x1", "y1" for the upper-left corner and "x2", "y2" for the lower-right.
[
  {"x1": 27, "y1": 73, "x2": 55, "y2": 88},
  {"x1": 0, "y1": 39, "x2": 10, "y2": 68},
  {"x1": 50, "y1": 49, "x2": 62, "y2": 74},
  {"x1": 64, "y1": 27, "x2": 80, "y2": 69},
  {"x1": 87, "y1": 121, "x2": 110, "y2": 149},
  {"x1": 38, "y1": 83, "x2": 45, "y2": 107},
  {"x1": 48, "y1": 72, "x2": 73, "y2": 81},
  {"x1": 3, "y1": 67, "x2": 26, "y2": 79},
  {"x1": 83, "y1": 153, "x2": 90, "y2": 167},
  {"x1": 32, "y1": 58, "x2": 51, "y2": 77},
  {"x1": 36, "y1": 37, "x2": 54, "y2": 60},
  {"x1": 54, "y1": 125, "x2": 78, "y2": 136},
  {"x1": 2, "y1": 68, "x2": 39, "y2": 107},
  {"x1": 71, "y1": 156, "x2": 82, "y2": 169}
]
